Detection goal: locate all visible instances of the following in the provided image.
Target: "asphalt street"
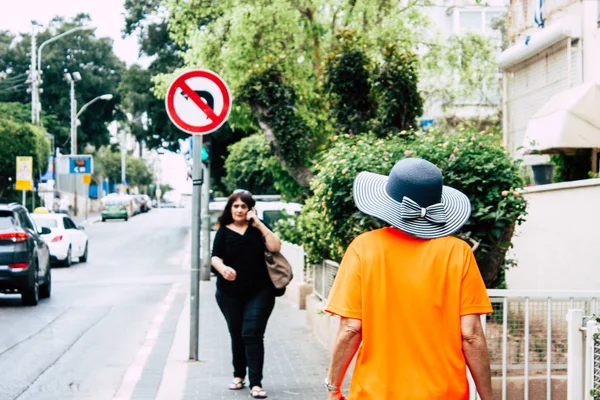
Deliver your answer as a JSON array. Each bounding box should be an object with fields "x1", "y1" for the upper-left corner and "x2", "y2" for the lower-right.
[{"x1": 0, "y1": 208, "x2": 190, "y2": 400}]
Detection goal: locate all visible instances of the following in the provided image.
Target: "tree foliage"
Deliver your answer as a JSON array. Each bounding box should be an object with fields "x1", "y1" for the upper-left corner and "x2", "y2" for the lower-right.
[
  {"x1": 92, "y1": 147, "x2": 153, "y2": 188},
  {"x1": 120, "y1": 0, "x2": 191, "y2": 151},
  {"x1": 276, "y1": 126, "x2": 527, "y2": 287},
  {"x1": 0, "y1": 111, "x2": 50, "y2": 200},
  {"x1": 0, "y1": 15, "x2": 124, "y2": 152},
  {"x1": 162, "y1": 0, "x2": 430, "y2": 189},
  {"x1": 421, "y1": 32, "x2": 501, "y2": 118},
  {"x1": 223, "y1": 133, "x2": 302, "y2": 200}
]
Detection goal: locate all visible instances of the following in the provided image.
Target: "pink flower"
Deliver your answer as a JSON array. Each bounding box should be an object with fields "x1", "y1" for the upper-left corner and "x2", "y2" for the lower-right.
[
  {"x1": 404, "y1": 150, "x2": 412, "y2": 157},
  {"x1": 449, "y1": 153, "x2": 456, "y2": 160}
]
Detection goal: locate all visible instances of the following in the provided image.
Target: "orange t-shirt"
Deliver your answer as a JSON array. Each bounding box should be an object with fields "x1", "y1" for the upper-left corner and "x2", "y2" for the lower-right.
[{"x1": 325, "y1": 227, "x2": 492, "y2": 400}]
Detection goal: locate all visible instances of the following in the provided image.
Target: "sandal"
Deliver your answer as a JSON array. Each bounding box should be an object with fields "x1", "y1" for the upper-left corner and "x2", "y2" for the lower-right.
[
  {"x1": 250, "y1": 386, "x2": 268, "y2": 399},
  {"x1": 228, "y1": 378, "x2": 246, "y2": 390}
]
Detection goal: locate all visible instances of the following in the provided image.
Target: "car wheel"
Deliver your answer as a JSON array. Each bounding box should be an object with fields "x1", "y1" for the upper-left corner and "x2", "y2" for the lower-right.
[
  {"x1": 63, "y1": 246, "x2": 72, "y2": 267},
  {"x1": 22, "y1": 267, "x2": 39, "y2": 306},
  {"x1": 102, "y1": 218, "x2": 106, "y2": 222},
  {"x1": 40, "y1": 268, "x2": 51, "y2": 299},
  {"x1": 125, "y1": 216, "x2": 128, "y2": 221},
  {"x1": 79, "y1": 242, "x2": 88, "y2": 263}
]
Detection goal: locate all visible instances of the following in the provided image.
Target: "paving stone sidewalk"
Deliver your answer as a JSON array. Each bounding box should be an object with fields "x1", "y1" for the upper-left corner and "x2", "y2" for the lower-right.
[{"x1": 183, "y1": 280, "x2": 350, "y2": 400}]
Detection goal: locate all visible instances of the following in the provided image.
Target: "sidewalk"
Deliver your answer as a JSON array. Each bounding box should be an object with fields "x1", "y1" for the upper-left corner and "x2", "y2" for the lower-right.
[
  {"x1": 72, "y1": 212, "x2": 101, "y2": 226},
  {"x1": 181, "y1": 281, "x2": 345, "y2": 400},
  {"x1": 136, "y1": 279, "x2": 350, "y2": 400}
]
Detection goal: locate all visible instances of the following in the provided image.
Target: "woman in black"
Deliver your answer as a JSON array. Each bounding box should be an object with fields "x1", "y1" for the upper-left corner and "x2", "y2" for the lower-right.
[{"x1": 211, "y1": 190, "x2": 281, "y2": 399}]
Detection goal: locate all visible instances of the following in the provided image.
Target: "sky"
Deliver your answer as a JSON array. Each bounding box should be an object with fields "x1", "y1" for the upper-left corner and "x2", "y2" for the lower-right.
[{"x1": 0, "y1": 0, "x2": 146, "y2": 66}]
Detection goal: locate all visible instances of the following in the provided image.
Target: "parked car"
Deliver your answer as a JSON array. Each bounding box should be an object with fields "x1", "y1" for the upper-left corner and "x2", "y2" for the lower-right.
[
  {"x1": 101, "y1": 195, "x2": 133, "y2": 221},
  {"x1": 30, "y1": 213, "x2": 89, "y2": 266},
  {"x1": 0, "y1": 203, "x2": 52, "y2": 306},
  {"x1": 134, "y1": 194, "x2": 151, "y2": 213}
]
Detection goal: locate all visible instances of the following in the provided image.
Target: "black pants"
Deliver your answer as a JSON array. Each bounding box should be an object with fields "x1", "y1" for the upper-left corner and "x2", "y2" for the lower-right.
[{"x1": 216, "y1": 287, "x2": 275, "y2": 388}]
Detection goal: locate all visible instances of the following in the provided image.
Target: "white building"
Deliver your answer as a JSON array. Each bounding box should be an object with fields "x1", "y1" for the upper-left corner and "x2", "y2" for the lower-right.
[
  {"x1": 420, "y1": 0, "x2": 508, "y2": 122},
  {"x1": 498, "y1": 0, "x2": 600, "y2": 167}
]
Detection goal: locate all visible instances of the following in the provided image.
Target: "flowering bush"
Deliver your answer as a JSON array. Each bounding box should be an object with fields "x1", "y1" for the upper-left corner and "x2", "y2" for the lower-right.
[{"x1": 275, "y1": 125, "x2": 527, "y2": 287}]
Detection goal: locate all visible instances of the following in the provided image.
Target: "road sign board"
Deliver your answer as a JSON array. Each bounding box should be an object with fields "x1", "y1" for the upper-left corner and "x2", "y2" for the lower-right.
[
  {"x1": 165, "y1": 69, "x2": 232, "y2": 135},
  {"x1": 68, "y1": 155, "x2": 93, "y2": 175},
  {"x1": 82, "y1": 174, "x2": 92, "y2": 185},
  {"x1": 16, "y1": 156, "x2": 33, "y2": 191}
]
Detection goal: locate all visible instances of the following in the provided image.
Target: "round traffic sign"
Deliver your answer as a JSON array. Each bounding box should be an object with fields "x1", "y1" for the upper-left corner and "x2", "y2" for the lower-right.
[{"x1": 165, "y1": 69, "x2": 232, "y2": 135}]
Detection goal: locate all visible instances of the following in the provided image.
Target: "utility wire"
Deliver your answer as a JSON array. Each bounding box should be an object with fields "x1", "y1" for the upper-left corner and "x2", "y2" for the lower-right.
[
  {"x1": 0, "y1": 83, "x2": 26, "y2": 93},
  {"x1": 0, "y1": 79, "x2": 26, "y2": 88},
  {"x1": 0, "y1": 73, "x2": 28, "y2": 83}
]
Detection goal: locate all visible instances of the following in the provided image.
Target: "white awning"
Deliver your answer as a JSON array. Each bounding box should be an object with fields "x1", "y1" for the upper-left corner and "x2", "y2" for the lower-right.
[{"x1": 523, "y1": 82, "x2": 600, "y2": 154}]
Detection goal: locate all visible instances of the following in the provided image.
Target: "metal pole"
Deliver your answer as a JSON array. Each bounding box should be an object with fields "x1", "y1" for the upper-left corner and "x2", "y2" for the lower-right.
[
  {"x1": 22, "y1": 191, "x2": 26, "y2": 207},
  {"x1": 189, "y1": 134, "x2": 203, "y2": 360},
  {"x1": 30, "y1": 24, "x2": 37, "y2": 124},
  {"x1": 200, "y1": 161, "x2": 211, "y2": 281},
  {"x1": 121, "y1": 126, "x2": 126, "y2": 192},
  {"x1": 71, "y1": 82, "x2": 77, "y2": 216}
]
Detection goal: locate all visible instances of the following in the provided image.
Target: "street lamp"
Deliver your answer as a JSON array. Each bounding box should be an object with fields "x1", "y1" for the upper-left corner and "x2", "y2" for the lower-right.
[
  {"x1": 64, "y1": 72, "x2": 82, "y2": 156},
  {"x1": 31, "y1": 24, "x2": 96, "y2": 125},
  {"x1": 76, "y1": 94, "x2": 113, "y2": 119}
]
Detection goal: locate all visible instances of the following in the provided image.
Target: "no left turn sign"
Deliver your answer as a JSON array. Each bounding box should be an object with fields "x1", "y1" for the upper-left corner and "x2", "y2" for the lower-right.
[{"x1": 165, "y1": 69, "x2": 232, "y2": 135}]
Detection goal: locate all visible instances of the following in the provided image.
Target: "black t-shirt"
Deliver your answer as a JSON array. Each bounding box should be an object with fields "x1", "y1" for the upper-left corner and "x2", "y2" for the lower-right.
[{"x1": 211, "y1": 224, "x2": 272, "y2": 297}]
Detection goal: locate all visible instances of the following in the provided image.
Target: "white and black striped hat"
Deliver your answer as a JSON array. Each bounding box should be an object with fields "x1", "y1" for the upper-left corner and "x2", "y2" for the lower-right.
[{"x1": 353, "y1": 158, "x2": 471, "y2": 239}]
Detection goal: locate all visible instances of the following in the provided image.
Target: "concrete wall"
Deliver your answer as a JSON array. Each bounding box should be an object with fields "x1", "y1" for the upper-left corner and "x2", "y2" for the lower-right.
[
  {"x1": 507, "y1": 178, "x2": 600, "y2": 290},
  {"x1": 280, "y1": 241, "x2": 312, "y2": 310}
]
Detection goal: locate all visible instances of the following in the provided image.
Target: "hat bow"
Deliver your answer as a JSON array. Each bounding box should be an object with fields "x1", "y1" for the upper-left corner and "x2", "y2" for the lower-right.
[{"x1": 399, "y1": 197, "x2": 447, "y2": 225}]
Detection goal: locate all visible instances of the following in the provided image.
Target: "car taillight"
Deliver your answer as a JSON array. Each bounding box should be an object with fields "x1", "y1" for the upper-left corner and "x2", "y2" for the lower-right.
[
  {"x1": 51, "y1": 235, "x2": 63, "y2": 242},
  {"x1": 8, "y1": 263, "x2": 28, "y2": 269},
  {"x1": 0, "y1": 232, "x2": 29, "y2": 242}
]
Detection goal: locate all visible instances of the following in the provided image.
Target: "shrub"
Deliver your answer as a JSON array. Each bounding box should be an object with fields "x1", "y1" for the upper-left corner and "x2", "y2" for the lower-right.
[
  {"x1": 223, "y1": 133, "x2": 303, "y2": 200},
  {"x1": 276, "y1": 125, "x2": 527, "y2": 287}
]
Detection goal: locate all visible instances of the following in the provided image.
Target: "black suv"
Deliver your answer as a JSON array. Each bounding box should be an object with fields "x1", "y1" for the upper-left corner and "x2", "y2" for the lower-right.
[{"x1": 0, "y1": 203, "x2": 52, "y2": 305}]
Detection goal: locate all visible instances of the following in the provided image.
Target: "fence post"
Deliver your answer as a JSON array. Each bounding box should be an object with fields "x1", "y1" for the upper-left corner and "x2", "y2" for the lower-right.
[
  {"x1": 567, "y1": 309, "x2": 584, "y2": 400},
  {"x1": 584, "y1": 319, "x2": 597, "y2": 399}
]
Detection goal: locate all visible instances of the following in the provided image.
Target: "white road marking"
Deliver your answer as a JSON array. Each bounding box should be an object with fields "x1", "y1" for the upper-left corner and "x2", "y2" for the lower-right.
[
  {"x1": 112, "y1": 283, "x2": 181, "y2": 400},
  {"x1": 155, "y1": 294, "x2": 190, "y2": 400}
]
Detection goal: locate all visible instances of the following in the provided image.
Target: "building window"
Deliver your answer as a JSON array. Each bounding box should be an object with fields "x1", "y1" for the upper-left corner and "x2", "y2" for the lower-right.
[
  {"x1": 459, "y1": 11, "x2": 483, "y2": 32},
  {"x1": 454, "y1": 8, "x2": 504, "y2": 38}
]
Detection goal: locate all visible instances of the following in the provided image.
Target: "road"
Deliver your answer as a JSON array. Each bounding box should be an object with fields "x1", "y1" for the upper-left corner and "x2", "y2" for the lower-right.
[{"x1": 0, "y1": 208, "x2": 190, "y2": 400}]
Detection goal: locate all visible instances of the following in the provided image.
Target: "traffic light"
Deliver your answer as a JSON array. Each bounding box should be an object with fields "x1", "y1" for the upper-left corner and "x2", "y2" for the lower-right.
[{"x1": 202, "y1": 135, "x2": 212, "y2": 166}]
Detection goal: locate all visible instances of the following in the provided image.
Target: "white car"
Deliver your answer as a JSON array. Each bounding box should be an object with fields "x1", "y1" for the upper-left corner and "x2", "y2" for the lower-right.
[{"x1": 30, "y1": 213, "x2": 89, "y2": 266}]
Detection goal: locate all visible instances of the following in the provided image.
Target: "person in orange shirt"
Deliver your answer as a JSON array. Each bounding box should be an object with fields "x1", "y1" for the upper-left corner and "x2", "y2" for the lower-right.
[{"x1": 324, "y1": 157, "x2": 493, "y2": 400}]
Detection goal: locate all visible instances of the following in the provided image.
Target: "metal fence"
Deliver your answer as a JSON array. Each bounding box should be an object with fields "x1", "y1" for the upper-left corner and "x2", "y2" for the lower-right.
[
  {"x1": 482, "y1": 291, "x2": 600, "y2": 400},
  {"x1": 312, "y1": 260, "x2": 339, "y2": 301},
  {"x1": 309, "y1": 263, "x2": 600, "y2": 400}
]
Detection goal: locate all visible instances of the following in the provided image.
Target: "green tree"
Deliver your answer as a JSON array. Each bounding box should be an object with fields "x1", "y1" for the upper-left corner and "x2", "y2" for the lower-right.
[
  {"x1": 120, "y1": 0, "x2": 189, "y2": 151},
  {"x1": 127, "y1": 156, "x2": 153, "y2": 187},
  {"x1": 421, "y1": 33, "x2": 501, "y2": 119},
  {"x1": 0, "y1": 117, "x2": 50, "y2": 200},
  {"x1": 223, "y1": 133, "x2": 302, "y2": 200},
  {"x1": 93, "y1": 147, "x2": 153, "y2": 189},
  {"x1": 157, "y1": 0, "x2": 430, "y2": 187},
  {"x1": 0, "y1": 14, "x2": 124, "y2": 152}
]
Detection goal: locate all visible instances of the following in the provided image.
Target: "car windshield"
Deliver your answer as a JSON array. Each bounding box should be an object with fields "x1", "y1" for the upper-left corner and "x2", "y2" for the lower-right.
[
  {"x1": 0, "y1": 211, "x2": 16, "y2": 229},
  {"x1": 31, "y1": 217, "x2": 58, "y2": 228},
  {"x1": 104, "y1": 199, "x2": 124, "y2": 206}
]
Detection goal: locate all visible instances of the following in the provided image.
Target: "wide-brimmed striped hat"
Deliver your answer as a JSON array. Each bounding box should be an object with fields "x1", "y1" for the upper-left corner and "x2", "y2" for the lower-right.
[{"x1": 353, "y1": 158, "x2": 471, "y2": 239}]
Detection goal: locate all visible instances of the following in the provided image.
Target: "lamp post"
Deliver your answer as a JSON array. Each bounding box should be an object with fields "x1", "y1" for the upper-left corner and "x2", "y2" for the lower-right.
[
  {"x1": 32, "y1": 25, "x2": 96, "y2": 125},
  {"x1": 64, "y1": 71, "x2": 112, "y2": 216}
]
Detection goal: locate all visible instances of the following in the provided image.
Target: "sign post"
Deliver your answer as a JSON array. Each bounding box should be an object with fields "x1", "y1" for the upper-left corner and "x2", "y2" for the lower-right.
[
  {"x1": 165, "y1": 69, "x2": 231, "y2": 361},
  {"x1": 16, "y1": 156, "x2": 33, "y2": 207}
]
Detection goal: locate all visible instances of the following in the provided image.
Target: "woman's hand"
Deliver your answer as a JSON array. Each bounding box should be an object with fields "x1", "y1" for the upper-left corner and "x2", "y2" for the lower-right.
[
  {"x1": 221, "y1": 266, "x2": 237, "y2": 281},
  {"x1": 246, "y1": 208, "x2": 259, "y2": 223},
  {"x1": 327, "y1": 391, "x2": 346, "y2": 400}
]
